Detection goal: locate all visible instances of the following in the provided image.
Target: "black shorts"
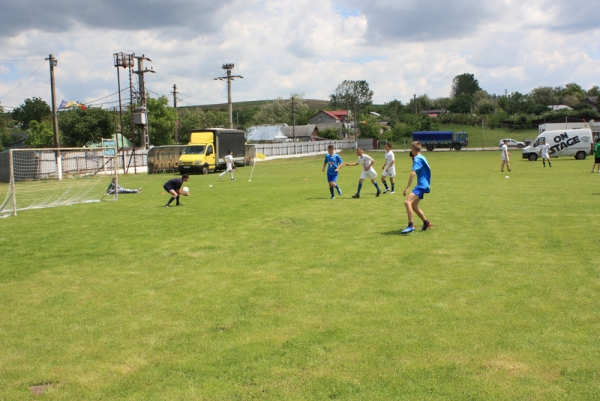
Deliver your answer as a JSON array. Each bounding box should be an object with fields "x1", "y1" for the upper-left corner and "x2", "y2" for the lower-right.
[{"x1": 595, "y1": 157, "x2": 600, "y2": 164}]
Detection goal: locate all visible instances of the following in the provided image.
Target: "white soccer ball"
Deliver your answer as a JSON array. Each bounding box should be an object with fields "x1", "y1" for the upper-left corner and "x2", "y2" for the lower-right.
[
  {"x1": 505, "y1": 176, "x2": 509, "y2": 179},
  {"x1": 182, "y1": 186, "x2": 190, "y2": 194},
  {"x1": 209, "y1": 185, "x2": 213, "y2": 187}
]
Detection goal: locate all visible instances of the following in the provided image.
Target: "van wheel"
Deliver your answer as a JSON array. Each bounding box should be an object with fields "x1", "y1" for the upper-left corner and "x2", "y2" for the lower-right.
[
  {"x1": 518, "y1": 144, "x2": 524, "y2": 149},
  {"x1": 453, "y1": 143, "x2": 462, "y2": 151},
  {"x1": 528, "y1": 153, "x2": 538, "y2": 161},
  {"x1": 202, "y1": 166, "x2": 209, "y2": 175},
  {"x1": 426, "y1": 144, "x2": 434, "y2": 151},
  {"x1": 575, "y1": 151, "x2": 586, "y2": 160}
]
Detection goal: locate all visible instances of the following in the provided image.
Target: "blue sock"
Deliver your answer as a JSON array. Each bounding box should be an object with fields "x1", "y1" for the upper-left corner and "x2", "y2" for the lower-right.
[
  {"x1": 357, "y1": 182, "x2": 363, "y2": 195},
  {"x1": 330, "y1": 187, "x2": 334, "y2": 197},
  {"x1": 374, "y1": 182, "x2": 380, "y2": 192},
  {"x1": 335, "y1": 185, "x2": 341, "y2": 194},
  {"x1": 383, "y1": 181, "x2": 389, "y2": 190}
]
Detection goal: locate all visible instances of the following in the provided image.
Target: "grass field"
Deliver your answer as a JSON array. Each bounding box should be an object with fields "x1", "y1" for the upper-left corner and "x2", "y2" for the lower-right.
[{"x1": 1, "y1": 150, "x2": 599, "y2": 400}]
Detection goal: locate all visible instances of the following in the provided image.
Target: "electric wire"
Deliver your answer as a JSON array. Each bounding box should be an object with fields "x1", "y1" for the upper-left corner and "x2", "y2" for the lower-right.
[{"x1": 0, "y1": 60, "x2": 47, "y2": 100}]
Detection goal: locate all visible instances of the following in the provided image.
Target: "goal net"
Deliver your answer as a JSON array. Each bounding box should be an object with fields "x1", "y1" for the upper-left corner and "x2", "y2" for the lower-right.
[{"x1": 0, "y1": 147, "x2": 118, "y2": 217}]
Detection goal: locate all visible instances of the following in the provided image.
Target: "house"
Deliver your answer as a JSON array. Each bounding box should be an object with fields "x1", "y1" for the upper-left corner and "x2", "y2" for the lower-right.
[
  {"x1": 583, "y1": 97, "x2": 598, "y2": 111},
  {"x1": 419, "y1": 109, "x2": 448, "y2": 118},
  {"x1": 308, "y1": 110, "x2": 349, "y2": 124},
  {"x1": 246, "y1": 125, "x2": 291, "y2": 142},
  {"x1": 281, "y1": 125, "x2": 317, "y2": 141}
]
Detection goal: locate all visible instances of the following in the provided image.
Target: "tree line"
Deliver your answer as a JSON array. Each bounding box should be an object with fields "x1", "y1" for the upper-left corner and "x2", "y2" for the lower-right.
[{"x1": 2, "y1": 73, "x2": 598, "y2": 149}]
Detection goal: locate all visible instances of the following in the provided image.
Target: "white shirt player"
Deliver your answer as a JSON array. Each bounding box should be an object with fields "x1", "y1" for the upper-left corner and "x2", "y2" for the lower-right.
[
  {"x1": 383, "y1": 150, "x2": 395, "y2": 177},
  {"x1": 224, "y1": 154, "x2": 234, "y2": 171},
  {"x1": 358, "y1": 154, "x2": 378, "y2": 180},
  {"x1": 539, "y1": 143, "x2": 550, "y2": 158},
  {"x1": 501, "y1": 144, "x2": 509, "y2": 161}
]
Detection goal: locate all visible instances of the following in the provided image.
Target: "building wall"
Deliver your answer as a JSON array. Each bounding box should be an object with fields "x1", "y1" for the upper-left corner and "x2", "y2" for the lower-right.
[{"x1": 309, "y1": 111, "x2": 338, "y2": 124}]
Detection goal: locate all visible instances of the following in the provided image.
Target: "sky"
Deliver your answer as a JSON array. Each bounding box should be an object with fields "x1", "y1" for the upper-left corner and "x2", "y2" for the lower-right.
[{"x1": 1, "y1": 0, "x2": 599, "y2": 112}]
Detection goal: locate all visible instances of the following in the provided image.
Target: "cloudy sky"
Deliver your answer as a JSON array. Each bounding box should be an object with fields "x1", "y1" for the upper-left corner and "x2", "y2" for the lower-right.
[{"x1": 1, "y1": 0, "x2": 599, "y2": 111}]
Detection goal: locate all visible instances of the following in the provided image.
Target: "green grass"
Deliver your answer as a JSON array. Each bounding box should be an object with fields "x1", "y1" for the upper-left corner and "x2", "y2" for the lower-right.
[{"x1": 1, "y1": 150, "x2": 599, "y2": 400}]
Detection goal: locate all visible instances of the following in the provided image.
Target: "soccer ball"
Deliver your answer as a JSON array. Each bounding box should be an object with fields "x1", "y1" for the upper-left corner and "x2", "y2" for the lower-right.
[{"x1": 182, "y1": 186, "x2": 190, "y2": 194}]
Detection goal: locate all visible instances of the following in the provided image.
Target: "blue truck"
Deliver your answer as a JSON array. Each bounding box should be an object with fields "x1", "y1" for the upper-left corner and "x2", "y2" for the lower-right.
[{"x1": 412, "y1": 131, "x2": 468, "y2": 151}]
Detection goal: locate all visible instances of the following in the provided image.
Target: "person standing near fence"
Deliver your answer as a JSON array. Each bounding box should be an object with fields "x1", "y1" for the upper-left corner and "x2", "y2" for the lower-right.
[
  {"x1": 501, "y1": 139, "x2": 512, "y2": 172},
  {"x1": 381, "y1": 142, "x2": 396, "y2": 194},
  {"x1": 322, "y1": 144, "x2": 343, "y2": 199}
]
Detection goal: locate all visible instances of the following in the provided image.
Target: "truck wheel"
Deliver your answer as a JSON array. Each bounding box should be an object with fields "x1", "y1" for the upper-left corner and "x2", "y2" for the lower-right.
[
  {"x1": 575, "y1": 151, "x2": 586, "y2": 160},
  {"x1": 426, "y1": 144, "x2": 434, "y2": 152},
  {"x1": 528, "y1": 153, "x2": 537, "y2": 161},
  {"x1": 453, "y1": 143, "x2": 462, "y2": 151},
  {"x1": 202, "y1": 166, "x2": 209, "y2": 175}
]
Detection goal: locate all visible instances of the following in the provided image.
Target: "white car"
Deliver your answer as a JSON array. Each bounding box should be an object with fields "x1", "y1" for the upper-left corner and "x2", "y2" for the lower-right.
[{"x1": 498, "y1": 138, "x2": 525, "y2": 149}]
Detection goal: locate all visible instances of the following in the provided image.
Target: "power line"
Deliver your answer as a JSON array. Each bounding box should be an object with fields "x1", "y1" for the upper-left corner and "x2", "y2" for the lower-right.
[
  {"x1": 0, "y1": 60, "x2": 46, "y2": 100},
  {"x1": 0, "y1": 59, "x2": 45, "y2": 62},
  {"x1": 86, "y1": 87, "x2": 131, "y2": 105}
]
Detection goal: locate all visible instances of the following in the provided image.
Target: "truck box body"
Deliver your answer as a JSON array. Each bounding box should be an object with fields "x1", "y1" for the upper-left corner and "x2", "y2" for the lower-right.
[
  {"x1": 179, "y1": 128, "x2": 246, "y2": 174},
  {"x1": 522, "y1": 128, "x2": 593, "y2": 161},
  {"x1": 412, "y1": 131, "x2": 468, "y2": 151}
]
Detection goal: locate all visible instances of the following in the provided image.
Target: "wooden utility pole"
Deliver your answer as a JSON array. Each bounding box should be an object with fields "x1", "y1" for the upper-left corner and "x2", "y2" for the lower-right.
[
  {"x1": 291, "y1": 96, "x2": 296, "y2": 143},
  {"x1": 46, "y1": 54, "x2": 59, "y2": 148},
  {"x1": 214, "y1": 64, "x2": 243, "y2": 129},
  {"x1": 133, "y1": 54, "x2": 155, "y2": 149},
  {"x1": 172, "y1": 84, "x2": 179, "y2": 143}
]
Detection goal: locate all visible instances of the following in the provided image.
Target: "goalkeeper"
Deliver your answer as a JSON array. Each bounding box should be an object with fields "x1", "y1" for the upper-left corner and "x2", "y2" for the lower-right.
[
  {"x1": 107, "y1": 177, "x2": 142, "y2": 194},
  {"x1": 164, "y1": 174, "x2": 189, "y2": 207}
]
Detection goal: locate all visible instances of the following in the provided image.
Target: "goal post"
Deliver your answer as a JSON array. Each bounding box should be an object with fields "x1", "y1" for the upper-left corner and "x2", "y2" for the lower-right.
[{"x1": 0, "y1": 146, "x2": 118, "y2": 217}]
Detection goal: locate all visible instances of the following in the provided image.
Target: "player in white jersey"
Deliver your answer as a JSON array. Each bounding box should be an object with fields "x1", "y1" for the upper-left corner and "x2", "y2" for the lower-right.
[
  {"x1": 500, "y1": 140, "x2": 512, "y2": 172},
  {"x1": 219, "y1": 150, "x2": 236, "y2": 180},
  {"x1": 381, "y1": 142, "x2": 396, "y2": 194},
  {"x1": 538, "y1": 138, "x2": 552, "y2": 167},
  {"x1": 344, "y1": 148, "x2": 382, "y2": 198}
]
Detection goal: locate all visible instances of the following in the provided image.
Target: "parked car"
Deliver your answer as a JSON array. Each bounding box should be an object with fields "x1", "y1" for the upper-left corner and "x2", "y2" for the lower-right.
[{"x1": 498, "y1": 138, "x2": 525, "y2": 149}]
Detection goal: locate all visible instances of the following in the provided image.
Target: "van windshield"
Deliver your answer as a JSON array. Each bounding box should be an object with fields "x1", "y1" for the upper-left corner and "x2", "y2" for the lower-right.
[{"x1": 183, "y1": 145, "x2": 206, "y2": 155}]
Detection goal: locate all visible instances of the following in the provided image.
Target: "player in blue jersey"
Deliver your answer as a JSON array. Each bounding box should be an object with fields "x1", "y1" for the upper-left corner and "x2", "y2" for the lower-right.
[
  {"x1": 322, "y1": 145, "x2": 343, "y2": 199},
  {"x1": 401, "y1": 141, "x2": 432, "y2": 234}
]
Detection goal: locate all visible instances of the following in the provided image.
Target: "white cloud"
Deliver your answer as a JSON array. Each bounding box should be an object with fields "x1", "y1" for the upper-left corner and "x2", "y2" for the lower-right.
[{"x1": 0, "y1": 0, "x2": 599, "y2": 110}]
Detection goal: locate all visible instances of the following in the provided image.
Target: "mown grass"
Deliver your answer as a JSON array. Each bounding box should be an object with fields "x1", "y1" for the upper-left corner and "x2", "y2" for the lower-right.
[{"x1": 1, "y1": 150, "x2": 599, "y2": 400}]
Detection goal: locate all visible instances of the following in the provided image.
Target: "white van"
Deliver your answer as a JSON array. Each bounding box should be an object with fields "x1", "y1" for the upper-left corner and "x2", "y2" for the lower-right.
[{"x1": 522, "y1": 128, "x2": 593, "y2": 161}]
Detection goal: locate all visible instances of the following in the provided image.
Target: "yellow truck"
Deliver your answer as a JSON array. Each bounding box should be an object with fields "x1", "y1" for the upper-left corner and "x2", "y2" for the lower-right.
[{"x1": 178, "y1": 128, "x2": 246, "y2": 175}]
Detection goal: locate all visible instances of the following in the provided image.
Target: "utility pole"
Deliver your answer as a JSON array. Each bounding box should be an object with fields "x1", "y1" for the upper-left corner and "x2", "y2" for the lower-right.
[
  {"x1": 214, "y1": 64, "x2": 243, "y2": 129},
  {"x1": 171, "y1": 84, "x2": 179, "y2": 143},
  {"x1": 46, "y1": 54, "x2": 59, "y2": 149},
  {"x1": 128, "y1": 55, "x2": 137, "y2": 174},
  {"x1": 413, "y1": 94, "x2": 417, "y2": 114},
  {"x1": 291, "y1": 96, "x2": 296, "y2": 143},
  {"x1": 113, "y1": 52, "x2": 133, "y2": 172},
  {"x1": 493, "y1": 94, "x2": 497, "y2": 114},
  {"x1": 133, "y1": 54, "x2": 155, "y2": 149}
]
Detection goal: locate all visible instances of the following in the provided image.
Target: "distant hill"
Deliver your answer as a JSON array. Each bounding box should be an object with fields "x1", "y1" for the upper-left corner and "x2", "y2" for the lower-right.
[{"x1": 180, "y1": 99, "x2": 330, "y2": 111}]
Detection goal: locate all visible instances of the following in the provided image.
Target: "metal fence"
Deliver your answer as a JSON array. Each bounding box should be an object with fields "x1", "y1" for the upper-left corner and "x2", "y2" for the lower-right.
[{"x1": 252, "y1": 140, "x2": 356, "y2": 157}]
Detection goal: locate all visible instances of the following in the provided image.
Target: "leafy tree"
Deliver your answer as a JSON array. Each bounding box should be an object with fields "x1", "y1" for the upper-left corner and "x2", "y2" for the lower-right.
[
  {"x1": 562, "y1": 83, "x2": 585, "y2": 101},
  {"x1": 447, "y1": 93, "x2": 473, "y2": 113},
  {"x1": 26, "y1": 121, "x2": 55, "y2": 148},
  {"x1": 531, "y1": 86, "x2": 558, "y2": 106},
  {"x1": 11, "y1": 97, "x2": 51, "y2": 129},
  {"x1": 252, "y1": 94, "x2": 309, "y2": 125},
  {"x1": 177, "y1": 108, "x2": 228, "y2": 143},
  {"x1": 562, "y1": 94, "x2": 581, "y2": 108},
  {"x1": 586, "y1": 85, "x2": 600, "y2": 98},
  {"x1": 59, "y1": 107, "x2": 114, "y2": 147},
  {"x1": 431, "y1": 97, "x2": 452, "y2": 110},
  {"x1": 329, "y1": 80, "x2": 373, "y2": 110},
  {"x1": 318, "y1": 127, "x2": 339, "y2": 140},
  {"x1": 450, "y1": 73, "x2": 481, "y2": 98},
  {"x1": 0, "y1": 107, "x2": 11, "y2": 151},
  {"x1": 147, "y1": 96, "x2": 177, "y2": 146},
  {"x1": 356, "y1": 114, "x2": 381, "y2": 138}
]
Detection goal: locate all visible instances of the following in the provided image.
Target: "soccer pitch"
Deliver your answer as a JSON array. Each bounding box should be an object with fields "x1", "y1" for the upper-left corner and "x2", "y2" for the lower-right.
[{"x1": 1, "y1": 150, "x2": 599, "y2": 399}]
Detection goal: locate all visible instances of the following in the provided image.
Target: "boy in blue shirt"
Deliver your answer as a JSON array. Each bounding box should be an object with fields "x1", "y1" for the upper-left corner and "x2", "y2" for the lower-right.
[
  {"x1": 322, "y1": 145, "x2": 343, "y2": 199},
  {"x1": 401, "y1": 142, "x2": 432, "y2": 234}
]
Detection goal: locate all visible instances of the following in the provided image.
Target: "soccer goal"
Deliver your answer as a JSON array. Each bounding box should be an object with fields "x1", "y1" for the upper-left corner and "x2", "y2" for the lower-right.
[{"x1": 0, "y1": 147, "x2": 118, "y2": 217}]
